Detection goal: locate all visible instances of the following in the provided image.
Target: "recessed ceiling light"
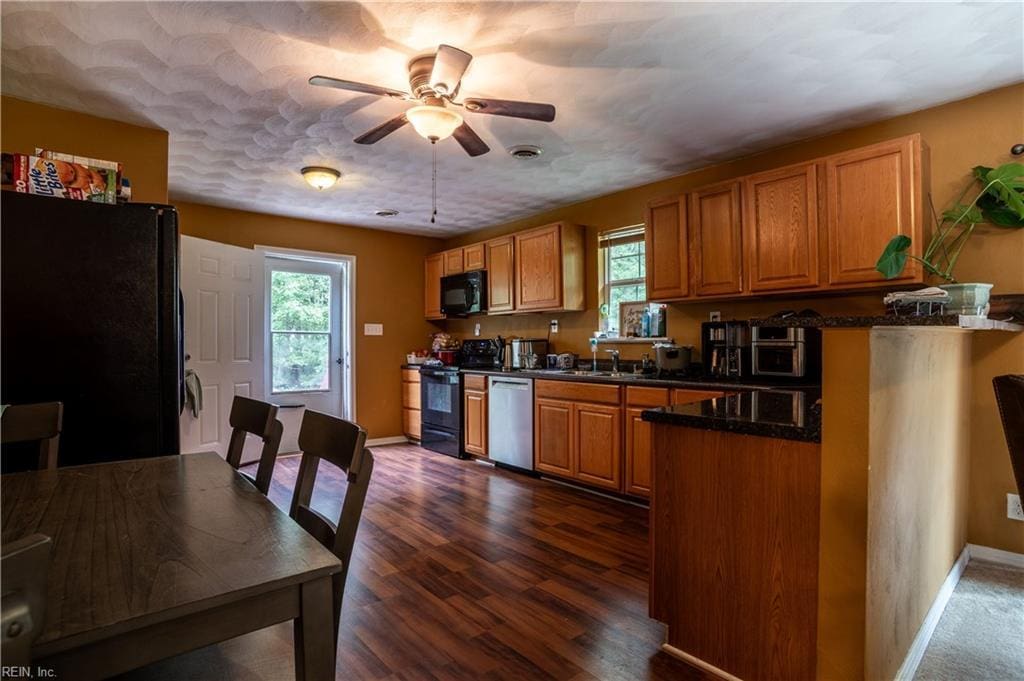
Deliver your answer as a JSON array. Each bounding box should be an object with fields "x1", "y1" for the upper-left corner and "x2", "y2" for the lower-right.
[
  {"x1": 508, "y1": 145, "x2": 543, "y2": 160},
  {"x1": 301, "y1": 166, "x2": 341, "y2": 190},
  {"x1": 375, "y1": 209, "x2": 400, "y2": 217}
]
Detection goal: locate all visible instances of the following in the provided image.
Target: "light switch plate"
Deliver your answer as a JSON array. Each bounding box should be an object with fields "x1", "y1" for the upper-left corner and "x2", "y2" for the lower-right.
[
  {"x1": 709, "y1": 311, "x2": 722, "y2": 322},
  {"x1": 363, "y1": 323, "x2": 383, "y2": 336},
  {"x1": 474, "y1": 323, "x2": 481, "y2": 336},
  {"x1": 550, "y1": 319, "x2": 559, "y2": 333}
]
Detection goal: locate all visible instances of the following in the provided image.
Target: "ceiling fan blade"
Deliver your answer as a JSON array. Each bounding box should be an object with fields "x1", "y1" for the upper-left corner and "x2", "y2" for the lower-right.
[
  {"x1": 353, "y1": 114, "x2": 409, "y2": 144},
  {"x1": 309, "y1": 75, "x2": 408, "y2": 99},
  {"x1": 462, "y1": 98, "x2": 556, "y2": 122},
  {"x1": 452, "y1": 122, "x2": 490, "y2": 157},
  {"x1": 429, "y1": 44, "x2": 473, "y2": 96}
]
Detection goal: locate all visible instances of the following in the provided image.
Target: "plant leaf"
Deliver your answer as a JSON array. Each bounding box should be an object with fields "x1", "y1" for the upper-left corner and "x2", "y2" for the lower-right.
[
  {"x1": 972, "y1": 165, "x2": 993, "y2": 181},
  {"x1": 977, "y1": 193, "x2": 1024, "y2": 227},
  {"x1": 941, "y1": 204, "x2": 983, "y2": 225},
  {"x1": 983, "y1": 163, "x2": 1024, "y2": 184},
  {"x1": 876, "y1": 234, "x2": 911, "y2": 279}
]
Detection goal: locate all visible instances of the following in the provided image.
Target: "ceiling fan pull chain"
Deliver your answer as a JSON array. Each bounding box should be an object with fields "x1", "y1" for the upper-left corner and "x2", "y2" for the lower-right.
[{"x1": 431, "y1": 140, "x2": 438, "y2": 224}]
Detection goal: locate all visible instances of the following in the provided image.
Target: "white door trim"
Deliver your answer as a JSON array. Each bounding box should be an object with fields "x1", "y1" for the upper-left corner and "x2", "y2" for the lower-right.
[{"x1": 255, "y1": 244, "x2": 356, "y2": 423}]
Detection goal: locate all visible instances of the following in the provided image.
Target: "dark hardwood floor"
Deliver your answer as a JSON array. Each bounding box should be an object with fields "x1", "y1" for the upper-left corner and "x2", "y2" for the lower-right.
[{"x1": 119, "y1": 444, "x2": 707, "y2": 681}]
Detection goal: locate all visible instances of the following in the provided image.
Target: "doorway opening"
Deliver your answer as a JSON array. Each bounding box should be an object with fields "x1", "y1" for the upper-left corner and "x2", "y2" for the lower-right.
[{"x1": 262, "y1": 248, "x2": 355, "y2": 423}]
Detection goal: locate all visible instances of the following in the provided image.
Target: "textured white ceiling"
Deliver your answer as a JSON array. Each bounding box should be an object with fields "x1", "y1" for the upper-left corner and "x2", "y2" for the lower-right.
[{"x1": 2, "y1": 2, "x2": 1021, "y2": 236}]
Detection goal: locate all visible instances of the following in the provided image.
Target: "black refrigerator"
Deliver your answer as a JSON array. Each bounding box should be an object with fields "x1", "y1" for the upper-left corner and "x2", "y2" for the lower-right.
[{"x1": 1, "y1": 191, "x2": 182, "y2": 468}]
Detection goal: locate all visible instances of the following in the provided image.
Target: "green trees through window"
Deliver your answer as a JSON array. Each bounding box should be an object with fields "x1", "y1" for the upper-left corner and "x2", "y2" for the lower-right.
[
  {"x1": 270, "y1": 271, "x2": 331, "y2": 392},
  {"x1": 605, "y1": 241, "x2": 646, "y2": 334}
]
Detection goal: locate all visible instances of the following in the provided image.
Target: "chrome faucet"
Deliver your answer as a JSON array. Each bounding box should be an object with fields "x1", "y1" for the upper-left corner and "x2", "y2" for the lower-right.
[{"x1": 605, "y1": 349, "x2": 620, "y2": 372}]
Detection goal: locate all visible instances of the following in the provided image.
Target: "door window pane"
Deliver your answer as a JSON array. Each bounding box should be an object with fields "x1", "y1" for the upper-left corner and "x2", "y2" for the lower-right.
[
  {"x1": 271, "y1": 271, "x2": 330, "y2": 332},
  {"x1": 272, "y1": 332, "x2": 329, "y2": 392},
  {"x1": 270, "y1": 270, "x2": 332, "y2": 393}
]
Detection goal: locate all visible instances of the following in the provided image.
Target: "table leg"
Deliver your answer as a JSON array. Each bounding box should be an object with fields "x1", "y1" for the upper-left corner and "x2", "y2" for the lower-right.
[{"x1": 294, "y1": 576, "x2": 335, "y2": 681}]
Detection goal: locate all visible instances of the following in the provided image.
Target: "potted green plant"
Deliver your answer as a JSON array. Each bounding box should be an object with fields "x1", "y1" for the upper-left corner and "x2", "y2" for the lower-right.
[{"x1": 875, "y1": 162, "x2": 1024, "y2": 315}]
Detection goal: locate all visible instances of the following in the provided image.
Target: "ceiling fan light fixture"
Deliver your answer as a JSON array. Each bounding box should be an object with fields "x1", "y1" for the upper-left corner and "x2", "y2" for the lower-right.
[
  {"x1": 406, "y1": 105, "x2": 463, "y2": 142},
  {"x1": 301, "y1": 166, "x2": 341, "y2": 190}
]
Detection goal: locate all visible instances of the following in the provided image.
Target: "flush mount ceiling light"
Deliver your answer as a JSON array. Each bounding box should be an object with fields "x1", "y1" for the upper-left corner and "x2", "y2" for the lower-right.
[
  {"x1": 375, "y1": 208, "x2": 400, "y2": 217},
  {"x1": 300, "y1": 166, "x2": 341, "y2": 190},
  {"x1": 405, "y1": 105, "x2": 463, "y2": 142}
]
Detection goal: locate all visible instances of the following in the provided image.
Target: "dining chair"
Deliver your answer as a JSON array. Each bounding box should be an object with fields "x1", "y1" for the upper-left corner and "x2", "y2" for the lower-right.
[
  {"x1": 993, "y1": 374, "x2": 1024, "y2": 499},
  {"x1": 225, "y1": 396, "x2": 284, "y2": 496},
  {"x1": 289, "y1": 409, "x2": 375, "y2": 645},
  {"x1": 1, "y1": 534, "x2": 52, "y2": 666},
  {"x1": 1, "y1": 401, "x2": 63, "y2": 470}
]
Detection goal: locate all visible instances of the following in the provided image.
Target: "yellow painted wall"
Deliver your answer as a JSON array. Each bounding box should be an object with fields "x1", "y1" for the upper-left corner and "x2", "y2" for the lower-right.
[
  {"x1": 175, "y1": 202, "x2": 441, "y2": 439},
  {"x1": 1, "y1": 96, "x2": 169, "y2": 203},
  {"x1": 441, "y1": 83, "x2": 1024, "y2": 553}
]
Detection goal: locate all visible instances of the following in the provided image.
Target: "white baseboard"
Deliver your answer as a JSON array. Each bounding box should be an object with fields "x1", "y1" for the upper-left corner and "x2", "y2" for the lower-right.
[
  {"x1": 366, "y1": 436, "x2": 410, "y2": 447},
  {"x1": 895, "y1": 545, "x2": 970, "y2": 681},
  {"x1": 967, "y1": 543, "x2": 1024, "y2": 569}
]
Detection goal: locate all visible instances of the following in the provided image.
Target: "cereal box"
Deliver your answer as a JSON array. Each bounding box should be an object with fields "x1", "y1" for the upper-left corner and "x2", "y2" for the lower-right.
[{"x1": 10, "y1": 153, "x2": 117, "y2": 204}]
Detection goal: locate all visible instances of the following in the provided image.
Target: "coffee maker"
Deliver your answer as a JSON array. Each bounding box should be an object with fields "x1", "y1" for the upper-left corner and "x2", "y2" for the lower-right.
[{"x1": 701, "y1": 321, "x2": 751, "y2": 378}]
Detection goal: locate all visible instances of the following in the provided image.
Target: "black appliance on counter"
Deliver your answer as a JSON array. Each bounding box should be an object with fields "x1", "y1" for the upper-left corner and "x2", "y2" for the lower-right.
[
  {"x1": 460, "y1": 338, "x2": 503, "y2": 369},
  {"x1": 701, "y1": 320, "x2": 751, "y2": 379},
  {"x1": 441, "y1": 270, "x2": 487, "y2": 316},
  {"x1": 1, "y1": 192, "x2": 182, "y2": 469},
  {"x1": 419, "y1": 365, "x2": 466, "y2": 458}
]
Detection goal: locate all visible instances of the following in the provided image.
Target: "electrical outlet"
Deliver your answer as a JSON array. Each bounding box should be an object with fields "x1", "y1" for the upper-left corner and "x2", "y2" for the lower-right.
[
  {"x1": 550, "y1": 319, "x2": 559, "y2": 334},
  {"x1": 709, "y1": 311, "x2": 721, "y2": 322},
  {"x1": 474, "y1": 323, "x2": 481, "y2": 336},
  {"x1": 1008, "y1": 493, "x2": 1024, "y2": 521},
  {"x1": 363, "y1": 323, "x2": 383, "y2": 336}
]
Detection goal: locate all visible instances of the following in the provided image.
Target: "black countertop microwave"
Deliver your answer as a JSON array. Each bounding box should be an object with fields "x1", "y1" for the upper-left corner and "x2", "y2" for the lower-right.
[{"x1": 441, "y1": 271, "x2": 487, "y2": 316}]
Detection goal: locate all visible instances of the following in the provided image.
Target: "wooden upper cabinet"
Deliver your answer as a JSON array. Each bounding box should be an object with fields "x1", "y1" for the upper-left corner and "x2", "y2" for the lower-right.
[
  {"x1": 690, "y1": 181, "x2": 744, "y2": 297},
  {"x1": 645, "y1": 197, "x2": 689, "y2": 301},
  {"x1": 514, "y1": 222, "x2": 584, "y2": 312},
  {"x1": 463, "y1": 243, "x2": 486, "y2": 272},
  {"x1": 444, "y1": 248, "x2": 465, "y2": 275},
  {"x1": 743, "y1": 163, "x2": 820, "y2": 292},
  {"x1": 824, "y1": 134, "x2": 923, "y2": 286},
  {"x1": 486, "y1": 236, "x2": 515, "y2": 313},
  {"x1": 424, "y1": 253, "x2": 445, "y2": 320}
]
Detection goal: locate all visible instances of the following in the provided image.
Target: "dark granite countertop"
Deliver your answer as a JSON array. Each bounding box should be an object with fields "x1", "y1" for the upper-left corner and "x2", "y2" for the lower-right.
[
  {"x1": 642, "y1": 388, "x2": 822, "y2": 443},
  {"x1": 750, "y1": 314, "x2": 1022, "y2": 331},
  {"x1": 458, "y1": 367, "x2": 808, "y2": 392}
]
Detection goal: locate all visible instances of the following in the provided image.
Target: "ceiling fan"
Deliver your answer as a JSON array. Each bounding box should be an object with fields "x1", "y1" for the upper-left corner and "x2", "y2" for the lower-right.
[{"x1": 309, "y1": 44, "x2": 556, "y2": 157}]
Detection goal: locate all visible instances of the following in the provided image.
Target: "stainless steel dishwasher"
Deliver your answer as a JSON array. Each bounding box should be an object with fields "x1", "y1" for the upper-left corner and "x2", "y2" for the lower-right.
[{"x1": 487, "y1": 375, "x2": 534, "y2": 471}]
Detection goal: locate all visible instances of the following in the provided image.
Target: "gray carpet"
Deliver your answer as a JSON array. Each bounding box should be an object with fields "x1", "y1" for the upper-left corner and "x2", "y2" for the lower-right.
[{"x1": 914, "y1": 560, "x2": 1024, "y2": 681}]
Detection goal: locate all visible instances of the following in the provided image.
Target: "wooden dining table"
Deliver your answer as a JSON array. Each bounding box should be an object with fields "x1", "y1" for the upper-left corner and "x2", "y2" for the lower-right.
[{"x1": 1, "y1": 451, "x2": 342, "y2": 681}]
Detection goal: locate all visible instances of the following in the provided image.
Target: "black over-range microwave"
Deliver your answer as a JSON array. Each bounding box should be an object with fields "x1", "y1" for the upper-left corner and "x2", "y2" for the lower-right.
[{"x1": 441, "y1": 271, "x2": 487, "y2": 316}]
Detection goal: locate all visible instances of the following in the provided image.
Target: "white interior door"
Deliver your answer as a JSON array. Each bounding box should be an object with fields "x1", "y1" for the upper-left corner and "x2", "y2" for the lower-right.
[
  {"x1": 265, "y1": 257, "x2": 346, "y2": 450},
  {"x1": 180, "y1": 236, "x2": 264, "y2": 460}
]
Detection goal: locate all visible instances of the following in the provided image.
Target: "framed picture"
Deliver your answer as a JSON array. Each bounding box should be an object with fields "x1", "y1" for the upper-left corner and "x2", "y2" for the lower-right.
[{"x1": 619, "y1": 301, "x2": 648, "y2": 337}]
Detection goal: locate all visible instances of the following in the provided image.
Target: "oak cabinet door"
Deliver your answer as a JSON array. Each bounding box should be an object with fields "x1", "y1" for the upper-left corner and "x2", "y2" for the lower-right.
[
  {"x1": 464, "y1": 243, "x2": 486, "y2": 272},
  {"x1": 743, "y1": 163, "x2": 820, "y2": 292},
  {"x1": 625, "y1": 407, "x2": 652, "y2": 497},
  {"x1": 515, "y1": 224, "x2": 563, "y2": 311},
  {"x1": 574, "y1": 402, "x2": 622, "y2": 491},
  {"x1": 463, "y1": 389, "x2": 487, "y2": 456},
  {"x1": 535, "y1": 397, "x2": 573, "y2": 476},
  {"x1": 424, "y1": 253, "x2": 445, "y2": 320},
  {"x1": 402, "y1": 407, "x2": 421, "y2": 441},
  {"x1": 486, "y1": 236, "x2": 515, "y2": 313},
  {"x1": 825, "y1": 135, "x2": 922, "y2": 286},
  {"x1": 690, "y1": 181, "x2": 744, "y2": 297},
  {"x1": 645, "y1": 197, "x2": 688, "y2": 301},
  {"x1": 444, "y1": 248, "x2": 465, "y2": 276}
]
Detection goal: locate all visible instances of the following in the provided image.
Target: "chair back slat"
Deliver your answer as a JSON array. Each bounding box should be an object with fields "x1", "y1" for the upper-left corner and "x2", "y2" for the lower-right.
[
  {"x1": 993, "y1": 374, "x2": 1024, "y2": 498},
  {"x1": 224, "y1": 396, "x2": 283, "y2": 496},
  {"x1": 289, "y1": 410, "x2": 373, "y2": 646},
  {"x1": 1, "y1": 402, "x2": 63, "y2": 470}
]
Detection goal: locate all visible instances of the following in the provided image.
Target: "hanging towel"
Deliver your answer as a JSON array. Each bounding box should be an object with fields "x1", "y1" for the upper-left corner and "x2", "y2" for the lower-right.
[{"x1": 184, "y1": 369, "x2": 203, "y2": 418}]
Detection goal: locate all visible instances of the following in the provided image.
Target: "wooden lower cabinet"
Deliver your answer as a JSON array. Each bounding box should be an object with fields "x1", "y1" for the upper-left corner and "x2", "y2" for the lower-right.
[
  {"x1": 624, "y1": 386, "x2": 671, "y2": 498},
  {"x1": 401, "y1": 368, "x2": 421, "y2": 441},
  {"x1": 574, "y1": 403, "x2": 621, "y2": 490},
  {"x1": 535, "y1": 398, "x2": 574, "y2": 476},
  {"x1": 463, "y1": 375, "x2": 488, "y2": 456}
]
